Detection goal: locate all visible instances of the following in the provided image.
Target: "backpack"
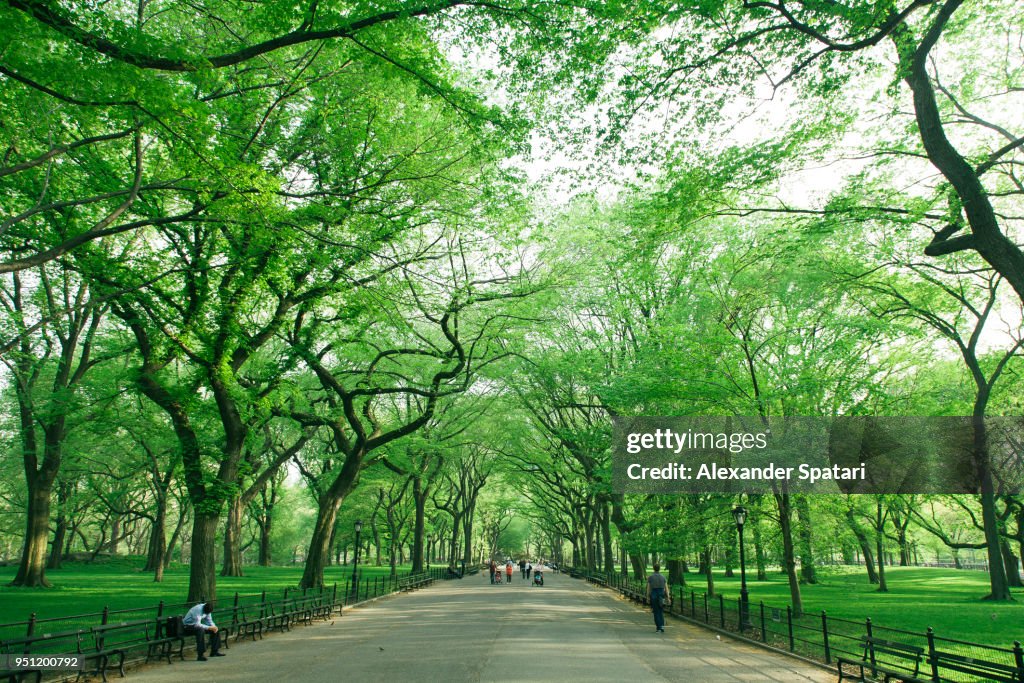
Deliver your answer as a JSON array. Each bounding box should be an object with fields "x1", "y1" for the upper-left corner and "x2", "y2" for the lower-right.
[{"x1": 166, "y1": 615, "x2": 185, "y2": 638}]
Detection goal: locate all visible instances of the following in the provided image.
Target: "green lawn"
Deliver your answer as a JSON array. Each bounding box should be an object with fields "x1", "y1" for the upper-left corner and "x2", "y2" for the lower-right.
[
  {"x1": 0, "y1": 557, "x2": 414, "y2": 633},
  {"x1": 680, "y1": 566, "x2": 1024, "y2": 647}
]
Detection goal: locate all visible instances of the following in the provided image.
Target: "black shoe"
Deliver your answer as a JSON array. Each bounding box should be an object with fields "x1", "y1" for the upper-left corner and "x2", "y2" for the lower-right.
[
  {"x1": 197, "y1": 656, "x2": 208, "y2": 661},
  {"x1": 211, "y1": 652, "x2": 226, "y2": 657}
]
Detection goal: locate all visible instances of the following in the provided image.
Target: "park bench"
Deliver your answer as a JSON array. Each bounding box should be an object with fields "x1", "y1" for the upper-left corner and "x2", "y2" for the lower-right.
[
  {"x1": 91, "y1": 618, "x2": 182, "y2": 681},
  {"x1": 285, "y1": 596, "x2": 318, "y2": 628},
  {"x1": 306, "y1": 594, "x2": 334, "y2": 620},
  {"x1": 261, "y1": 599, "x2": 295, "y2": 633},
  {"x1": 224, "y1": 605, "x2": 264, "y2": 643},
  {"x1": 398, "y1": 574, "x2": 433, "y2": 592},
  {"x1": 837, "y1": 636, "x2": 925, "y2": 683},
  {"x1": 929, "y1": 648, "x2": 1024, "y2": 683},
  {"x1": 0, "y1": 628, "x2": 94, "y2": 683}
]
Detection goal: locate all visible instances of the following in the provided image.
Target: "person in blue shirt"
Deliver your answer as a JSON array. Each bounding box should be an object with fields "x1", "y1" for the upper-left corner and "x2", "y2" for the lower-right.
[{"x1": 182, "y1": 602, "x2": 225, "y2": 661}]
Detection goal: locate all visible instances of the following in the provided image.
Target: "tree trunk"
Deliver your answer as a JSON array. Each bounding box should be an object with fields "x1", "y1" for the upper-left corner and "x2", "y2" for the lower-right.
[
  {"x1": 461, "y1": 503, "x2": 475, "y2": 569},
  {"x1": 775, "y1": 490, "x2": 804, "y2": 616},
  {"x1": 875, "y1": 499, "x2": 888, "y2": 593},
  {"x1": 300, "y1": 494, "x2": 344, "y2": 589},
  {"x1": 187, "y1": 513, "x2": 220, "y2": 602},
  {"x1": 703, "y1": 546, "x2": 715, "y2": 597},
  {"x1": 999, "y1": 539, "x2": 1022, "y2": 588},
  {"x1": 846, "y1": 506, "x2": 878, "y2": 584},
  {"x1": 601, "y1": 505, "x2": 614, "y2": 574},
  {"x1": 259, "y1": 512, "x2": 273, "y2": 567},
  {"x1": 48, "y1": 510, "x2": 67, "y2": 570},
  {"x1": 668, "y1": 558, "x2": 684, "y2": 586},
  {"x1": 12, "y1": 482, "x2": 53, "y2": 587},
  {"x1": 629, "y1": 552, "x2": 646, "y2": 581},
  {"x1": 411, "y1": 477, "x2": 428, "y2": 573},
  {"x1": 973, "y1": 412, "x2": 1012, "y2": 600},
  {"x1": 752, "y1": 519, "x2": 767, "y2": 581},
  {"x1": 796, "y1": 495, "x2": 816, "y2": 584},
  {"x1": 145, "y1": 501, "x2": 168, "y2": 581},
  {"x1": 220, "y1": 497, "x2": 244, "y2": 577}
]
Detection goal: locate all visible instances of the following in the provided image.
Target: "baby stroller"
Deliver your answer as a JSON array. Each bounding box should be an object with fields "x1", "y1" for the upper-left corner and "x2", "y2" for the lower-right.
[{"x1": 533, "y1": 570, "x2": 544, "y2": 586}]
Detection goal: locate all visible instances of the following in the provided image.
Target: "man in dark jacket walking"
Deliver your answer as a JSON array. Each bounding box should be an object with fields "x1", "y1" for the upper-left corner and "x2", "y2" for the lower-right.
[{"x1": 645, "y1": 564, "x2": 669, "y2": 633}]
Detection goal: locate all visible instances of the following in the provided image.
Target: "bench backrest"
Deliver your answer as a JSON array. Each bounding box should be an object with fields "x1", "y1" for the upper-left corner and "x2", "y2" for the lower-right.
[
  {"x1": 1, "y1": 629, "x2": 86, "y2": 656},
  {"x1": 91, "y1": 619, "x2": 154, "y2": 652},
  {"x1": 931, "y1": 650, "x2": 1022, "y2": 683},
  {"x1": 860, "y1": 636, "x2": 924, "y2": 677}
]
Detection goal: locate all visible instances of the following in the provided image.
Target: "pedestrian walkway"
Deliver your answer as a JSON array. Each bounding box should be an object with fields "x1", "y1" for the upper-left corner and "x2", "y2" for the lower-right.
[{"x1": 128, "y1": 571, "x2": 832, "y2": 682}]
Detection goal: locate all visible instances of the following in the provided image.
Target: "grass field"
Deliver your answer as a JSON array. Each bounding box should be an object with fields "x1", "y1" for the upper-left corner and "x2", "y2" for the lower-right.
[
  {"x1": 684, "y1": 565, "x2": 1024, "y2": 647},
  {"x1": 0, "y1": 557, "x2": 415, "y2": 628}
]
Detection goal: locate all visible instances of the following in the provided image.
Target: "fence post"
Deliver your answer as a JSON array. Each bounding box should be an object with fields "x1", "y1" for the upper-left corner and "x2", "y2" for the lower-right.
[
  {"x1": 821, "y1": 611, "x2": 831, "y2": 664},
  {"x1": 284, "y1": 587, "x2": 289, "y2": 599},
  {"x1": 333, "y1": 583, "x2": 338, "y2": 611},
  {"x1": 760, "y1": 602, "x2": 767, "y2": 643},
  {"x1": 786, "y1": 606, "x2": 794, "y2": 652},
  {"x1": 703, "y1": 593, "x2": 709, "y2": 623},
  {"x1": 691, "y1": 591, "x2": 696, "y2": 618},
  {"x1": 1012, "y1": 641, "x2": 1023, "y2": 683},
  {"x1": 927, "y1": 628, "x2": 941, "y2": 683},
  {"x1": 102, "y1": 606, "x2": 109, "y2": 626},
  {"x1": 26, "y1": 613, "x2": 36, "y2": 637},
  {"x1": 157, "y1": 600, "x2": 165, "y2": 619},
  {"x1": 866, "y1": 618, "x2": 877, "y2": 678},
  {"x1": 719, "y1": 594, "x2": 725, "y2": 628},
  {"x1": 343, "y1": 580, "x2": 350, "y2": 605}
]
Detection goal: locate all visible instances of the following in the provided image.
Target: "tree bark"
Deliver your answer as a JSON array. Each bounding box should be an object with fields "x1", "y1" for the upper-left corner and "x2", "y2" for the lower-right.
[
  {"x1": 13, "y1": 483, "x2": 54, "y2": 587},
  {"x1": 796, "y1": 495, "x2": 816, "y2": 584},
  {"x1": 187, "y1": 513, "x2": 220, "y2": 602},
  {"x1": 221, "y1": 497, "x2": 244, "y2": 577},
  {"x1": 775, "y1": 490, "x2": 804, "y2": 616},
  {"x1": 411, "y1": 477, "x2": 428, "y2": 573}
]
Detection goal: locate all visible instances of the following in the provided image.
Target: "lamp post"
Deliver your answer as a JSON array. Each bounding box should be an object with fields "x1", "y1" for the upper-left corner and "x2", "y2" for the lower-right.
[
  {"x1": 351, "y1": 519, "x2": 363, "y2": 600},
  {"x1": 732, "y1": 506, "x2": 752, "y2": 632}
]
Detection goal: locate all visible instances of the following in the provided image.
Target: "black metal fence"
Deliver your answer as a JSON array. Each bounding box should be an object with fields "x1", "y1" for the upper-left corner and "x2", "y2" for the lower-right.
[
  {"x1": 0, "y1": 569, "x2": 438, "y2": 683},
  {"x1": 568, "y1": 568, "x2": 1024, "y2": 683}
]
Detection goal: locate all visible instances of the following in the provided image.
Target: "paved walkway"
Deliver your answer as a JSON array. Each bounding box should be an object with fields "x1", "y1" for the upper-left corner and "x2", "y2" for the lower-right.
[{"x1": 128, "y1": 572, "x2": 832, "y2": 682}]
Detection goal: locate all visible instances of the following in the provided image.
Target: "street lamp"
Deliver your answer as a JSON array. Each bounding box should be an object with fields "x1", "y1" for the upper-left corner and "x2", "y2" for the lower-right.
[
  {"x1": 732, "y1": 506, "x2": 752, "y2": 632},
  {"x1": 351, "y1": 519, "x2": 363, "y2": 600}
]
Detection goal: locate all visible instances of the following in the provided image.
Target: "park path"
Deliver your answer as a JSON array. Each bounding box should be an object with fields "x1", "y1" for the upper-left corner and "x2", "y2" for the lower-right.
[{"x1": 126, "y1": 571, "x2": 832, "y2": 682}]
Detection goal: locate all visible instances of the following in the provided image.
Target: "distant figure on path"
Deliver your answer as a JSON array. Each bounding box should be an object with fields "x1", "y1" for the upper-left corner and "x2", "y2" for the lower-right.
[
  {"x1": 527, "y1": 562, "x2": 533, "y2": 579},
  {"x1": 505, "y1": 561, "x2": 513, "y2": 583},
  {"x1": 182, "y1": 602, "x2": 225, "y2": 660},
  {"x1": 645, "y1": 564, "x2": 668, "y2": 633},
  {"x1": 489, "y1": 559, "x2": 498, "y2": 584},
  {"x1": 520, "y1": 558, "x2": 527, "y2": 579}
]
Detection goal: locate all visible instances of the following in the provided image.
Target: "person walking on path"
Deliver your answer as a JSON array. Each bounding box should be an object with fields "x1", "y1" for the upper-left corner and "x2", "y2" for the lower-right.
[
  {"x1": 505, "y1": 561, "x2": 513, "y2": 583},
  {"x1": 520, "y1": 559, "x2": 527, "y2": 579},
  {"x1": 527, "y1": 562, "x2": 533, "y2": 580},
  {"x1": 646, "y1": 563, "x2": 669, "y2": 633},
  {"x1": 489, "y1": 560, "x2": 497, "y2": 584},
  {"x1": 182, "y1": 602, "x2": 225, "y2": 660}
]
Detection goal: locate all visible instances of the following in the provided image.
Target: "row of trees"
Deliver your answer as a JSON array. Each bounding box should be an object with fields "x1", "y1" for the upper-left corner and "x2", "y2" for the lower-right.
[{"x1": 2, "y1": 0, "x2": 1022, "y2": 615}]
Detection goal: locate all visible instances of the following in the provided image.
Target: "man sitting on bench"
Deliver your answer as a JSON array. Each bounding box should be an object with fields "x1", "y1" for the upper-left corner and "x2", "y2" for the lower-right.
[{"x1": 182, "y1": 602, "x2": 225, "y2": 661}]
